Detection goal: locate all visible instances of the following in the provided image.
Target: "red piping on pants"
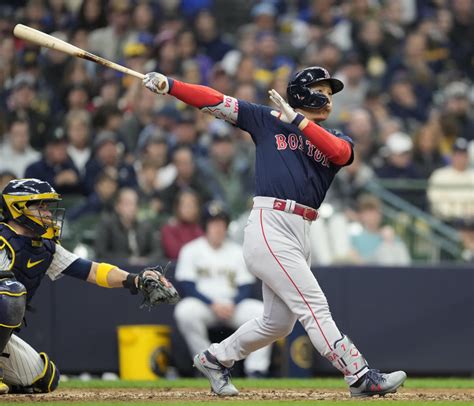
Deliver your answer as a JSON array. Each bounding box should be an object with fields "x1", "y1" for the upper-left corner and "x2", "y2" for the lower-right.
[{"x1": 259, "y1": 209, "x2": 332, "y2": 350}]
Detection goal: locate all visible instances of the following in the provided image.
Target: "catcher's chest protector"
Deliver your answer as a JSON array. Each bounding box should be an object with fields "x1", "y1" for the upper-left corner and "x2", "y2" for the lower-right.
[{"x1": 0, "y1": 223, "x2": 55, "y2": 303}]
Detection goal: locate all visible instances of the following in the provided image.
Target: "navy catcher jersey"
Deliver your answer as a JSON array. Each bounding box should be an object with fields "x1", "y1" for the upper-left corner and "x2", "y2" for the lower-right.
[{"x1": 236, "y1": 100, "x2": 354, "y2": 209}]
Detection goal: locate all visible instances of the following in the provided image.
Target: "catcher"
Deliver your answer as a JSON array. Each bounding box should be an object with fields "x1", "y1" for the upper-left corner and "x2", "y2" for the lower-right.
[{"x1": 0, "y1": 178, "x2": 179, "y2": 395}]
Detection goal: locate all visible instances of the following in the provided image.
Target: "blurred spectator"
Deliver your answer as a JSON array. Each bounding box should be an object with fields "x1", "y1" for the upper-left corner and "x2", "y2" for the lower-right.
[
  {"x1": 193, "y1": 9, "x2": 233, "y2": 62},
  {"x1": 161, "y1": 146, "x2": 212, "y2": 213},
  {"x1": 3, "y1": 73, "x2": 51, "y2": 150},
  {"x1": 88, "y1": 0, "x2": 138, "y2": 61},
  {"x1": 174, "y1": 201, "x2": 271, "y2": 377},
  {"x1": 83, "y1": 130, "x2": 137, "y2": 195},
  {"x1": 198, "y1": 121, "x2": 253, "y2": 217},
  {"x1": 459, "y1": 220, "x2": 474, "y2": 262},
  {"x1": 176, "y1": 29, "x2": 213, "y2": 84},
  {"x1": 67, "y1": 171, "x2": 118, "y2": 222},
  {"x1": 412, "y1": 123, "x2": 446, "y2": 179},
  {"x1": 94, "y1": 187, "x2": 161, "y2": 264},
  {"x1": 350, "y1": 194, "x2": 411, "y2": 265},
  {"x1": 438, "y1": 81, "x2": 474, "y2": 144},
  {"x1": 136, "y1": 127, "x2": 175, "y2": 191},
  {"x1": 0, "y1": 118, "x2": 40, "y2": 177},
  {"x1": 161, "y1": 189, "x2": 204, "y2": 261},
  {"x1": 76, "y1": 0, "x2": 107, "y2": 31},
  {"x1": 375, "y1": 131, "x2": 425, "y2": 207},
  {"x1": 24, "y1": 127, "x2": 82, "y2": 195},
  {"x1": 427, "y1": 138, "x2": 474, "y2": 223},
  {"x1": 344, "y1": 109, "x2": 377, "y2": 163},
  {"x1": 65, "y1": 109, "x2": 92, "y2": 175}
]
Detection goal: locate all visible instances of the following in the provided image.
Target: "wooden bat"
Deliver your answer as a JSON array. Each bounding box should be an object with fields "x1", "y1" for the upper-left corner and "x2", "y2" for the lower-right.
[{"x1": 13, "y1": 24, "x2": 145, "y2": 80}]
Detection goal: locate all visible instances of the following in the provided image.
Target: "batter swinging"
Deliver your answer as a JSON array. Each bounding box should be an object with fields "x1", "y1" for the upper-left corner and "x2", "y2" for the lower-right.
[{"x1": 143, "y1": 66, "x2": 407, "y2": 397}]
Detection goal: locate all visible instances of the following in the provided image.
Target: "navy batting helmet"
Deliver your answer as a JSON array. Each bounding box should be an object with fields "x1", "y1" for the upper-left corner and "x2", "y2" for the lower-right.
[
  {"x1": 202, "y1": 200, "x2": 230, "y2": 228},
  {"x1": 1, "y1": 178, "x2": 64, "y2": 240},
  {"x1": 286, "y1": 66, "x2": 344, "y2": 109}
]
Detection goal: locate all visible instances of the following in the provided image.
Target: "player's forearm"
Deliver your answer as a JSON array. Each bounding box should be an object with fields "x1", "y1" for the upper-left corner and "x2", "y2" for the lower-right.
[
  {"x1": 297, "y1": 119, "x2": 352, "y2": 165},
  {"x1": 87, "y1": 262, "x2": 135, "y2": 288},
  {"x1": 169, "y1": 79, "x2": 238, "y2": 124}
]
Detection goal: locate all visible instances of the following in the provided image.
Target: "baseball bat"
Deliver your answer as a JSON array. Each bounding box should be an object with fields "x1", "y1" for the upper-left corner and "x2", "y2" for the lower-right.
[{"x1": 13, "y1": 24, "x2": 145, "y2": 80}]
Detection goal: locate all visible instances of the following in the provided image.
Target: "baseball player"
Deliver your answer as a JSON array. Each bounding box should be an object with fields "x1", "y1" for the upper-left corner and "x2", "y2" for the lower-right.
[
  {"x1": 143, "y1": 66, "x2": 407, "y2": 397},
  {"x1": 0, "y1": 178, "x2": 178, "y2": 395},
  {"x1": 174, "y1": 201, "x2": 271, "y2": 377}
]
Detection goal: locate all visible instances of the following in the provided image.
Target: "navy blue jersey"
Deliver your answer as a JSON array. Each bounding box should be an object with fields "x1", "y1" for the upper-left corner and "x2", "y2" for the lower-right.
[{"x1": 236, "y1": 100, "x2": 354, "y2": 209}]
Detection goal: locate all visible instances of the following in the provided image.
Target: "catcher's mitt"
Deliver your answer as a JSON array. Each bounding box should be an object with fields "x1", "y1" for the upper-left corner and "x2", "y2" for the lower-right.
[{"x1": 123, "y1": 265, "x2": 180, "y2": 308}]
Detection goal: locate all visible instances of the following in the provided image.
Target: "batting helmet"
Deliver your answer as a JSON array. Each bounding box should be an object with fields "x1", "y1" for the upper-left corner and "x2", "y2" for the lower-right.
[
  {"x1": 202, "y1": 200, "x2": 230, "y2": 229},
  {"x1": 286, "y1": 66, "x2": 344, "y2": 109},
  {"x1": 1, "y1": 178, "x2": 64, "y2": 240}
]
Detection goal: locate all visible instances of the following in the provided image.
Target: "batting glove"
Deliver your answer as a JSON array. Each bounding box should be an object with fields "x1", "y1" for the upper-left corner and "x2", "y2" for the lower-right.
[
  {"x1": 143, "y1": 72, "x2": 170, "y2": 95},
  {"x1": 269, "y1": 89, "x2": 307, "y2": 129}
]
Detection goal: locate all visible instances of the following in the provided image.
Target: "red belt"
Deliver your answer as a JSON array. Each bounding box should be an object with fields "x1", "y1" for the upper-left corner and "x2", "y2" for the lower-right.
[{"x1": 272, "y1": 199, "x2": 319, "y2": 221}]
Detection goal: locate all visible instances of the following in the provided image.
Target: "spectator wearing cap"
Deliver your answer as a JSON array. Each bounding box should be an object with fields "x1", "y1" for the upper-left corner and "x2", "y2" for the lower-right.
[
  {"x1": 168, "y1": 109, "x2": 207, "y2": 159},
  {"x1": 88, "y1": 0, "x2": 138, "y2": 61},
  {"x1": 65, "y1": 109, "x2": 92, "y2": 175},
  {"x1": 0, "y1": 118, "x2": 40, "y2": 178},
  {"x1": 160, "y1": 146, "x2": 212, "y2": 214},
  {"x1": 24, "y1": 127, "x2": 82, "y2": 195},
  {"x1": 427, "y1": 138, "x2": 474, "y2": 224},
  {"x1": 197, "y1": 121, "x2": 254, "y2": 217},
  {"x1": 439, "y1": 81, "x2": 474, "y2": 144},
  {"x1": 3, "y1": 73, "x2": 51, "y2": 150},
  {"x1": 375, "y1": 131, "x2": 425, "y2": 208},
  {"x1": 83, "y1": 130, "x2": 137, "y2": 195},
  {"x1": 349, "y1": 194, "x2": 411, "y2": 266}
]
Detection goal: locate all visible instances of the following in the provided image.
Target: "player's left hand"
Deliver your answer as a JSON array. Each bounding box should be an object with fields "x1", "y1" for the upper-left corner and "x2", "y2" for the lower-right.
[
  {"x1": 143, "y1": 72, "x2": 170, "y2": 95},
  {"x1": 269, "y1": 89, "x2": 304, "y2": 125},
  {"x1": 135, "y1": 265, "x2": 180, "y2": 308}
]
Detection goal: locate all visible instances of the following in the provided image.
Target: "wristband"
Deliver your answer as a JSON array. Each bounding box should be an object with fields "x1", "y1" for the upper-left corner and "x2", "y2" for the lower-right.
[
  {"x1": 96, "y1": 263, "x2": 115, "y2": 288},
  {"x1": 123, "y1": 273, "x2": 139, "y2": 295}
]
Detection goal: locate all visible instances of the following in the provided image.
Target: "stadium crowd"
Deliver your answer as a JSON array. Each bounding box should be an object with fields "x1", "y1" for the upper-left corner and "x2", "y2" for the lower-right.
[{"x1": 0, "y1": 0, "x2": 473, "y2": 264}]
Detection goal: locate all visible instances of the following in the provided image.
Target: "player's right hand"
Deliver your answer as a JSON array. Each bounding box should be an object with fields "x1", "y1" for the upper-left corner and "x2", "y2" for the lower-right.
[
  {"x1": 143, "y1": 72, "x2": 170, "y2": 95},
  {"x1": 269, "y1": 89, "x2": 308, "y2": 129}
]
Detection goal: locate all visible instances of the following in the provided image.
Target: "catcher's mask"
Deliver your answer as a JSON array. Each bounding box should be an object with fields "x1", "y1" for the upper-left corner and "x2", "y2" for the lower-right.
[
  {"x1": 286, "y1": 66, "x2": 344, "y2": 110},
  {"x1": 1, "y1": 178, "x2": 65, "y2": 241}
]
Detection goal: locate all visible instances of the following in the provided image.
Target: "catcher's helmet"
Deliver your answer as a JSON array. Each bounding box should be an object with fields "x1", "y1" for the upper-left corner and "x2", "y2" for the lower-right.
[
  {"x1": 286, "y1": 66, "x2": 344, "y2": 109},
  {"x1": 1, "y1": 178, "x2": 64, "y2": 240},
  {"x1": 202, "y1": 200, "x2": 230, "y2": 228}
]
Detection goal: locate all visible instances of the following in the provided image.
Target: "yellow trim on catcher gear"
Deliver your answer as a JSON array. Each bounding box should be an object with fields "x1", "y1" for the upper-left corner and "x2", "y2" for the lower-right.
[
  {"x1": 0, "y1": 235, "x2": 15, "y2": 271},
  {"x1": 0, "y1": 321, "x2": 22, "y2": 328},
  {"x1": 31, "y1": 352, "x2": 58, "y2": 393},
  {"x1": 96, "y1": 263, "x2": 116, "y2": 288},
  {"x1": 0, "y1": 290, "x2": 27, "y2": 297}
]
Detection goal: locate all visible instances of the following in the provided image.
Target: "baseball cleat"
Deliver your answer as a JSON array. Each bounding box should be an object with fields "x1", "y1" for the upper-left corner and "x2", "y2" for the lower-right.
[
  {"x1": 193, "y1": 350, "x2": 239, "y2": 396},
  {"x1": 349, "y1": 369, "x2": 407, "y2": 397}
]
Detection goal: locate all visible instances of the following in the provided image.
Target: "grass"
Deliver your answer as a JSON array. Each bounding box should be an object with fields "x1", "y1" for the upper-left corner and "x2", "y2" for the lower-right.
[
  {"x1": 60, "y1": 377, "x2": 474, "y2": 389},
  {"x1": 1, "y1": 377, "x2": 472, "y2": 405}
]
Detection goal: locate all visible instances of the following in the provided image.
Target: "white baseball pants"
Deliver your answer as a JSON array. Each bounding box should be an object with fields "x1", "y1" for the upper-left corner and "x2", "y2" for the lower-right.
[
  {"x1": 209, "y1": 197, "x2": 367, "y2": 385},
  {"x1": 174, "y1": 297, "x2": 272, "y2": 375},
  {"x1": 0, "y1": 334, "x2": 44, "y2": 386}
]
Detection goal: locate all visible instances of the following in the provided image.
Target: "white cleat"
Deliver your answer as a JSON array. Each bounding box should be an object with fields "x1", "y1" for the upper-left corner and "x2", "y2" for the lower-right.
[
  {"x1": 193, "y1": 350, "x2": 239, "y2": 396},
  {"x1": 350, "y1": 369, "x2": 407, "y2": 397}
]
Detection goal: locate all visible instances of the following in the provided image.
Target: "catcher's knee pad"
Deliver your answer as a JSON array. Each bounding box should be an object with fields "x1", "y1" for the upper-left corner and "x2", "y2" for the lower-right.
[
  {"x1": 30, "y1": 352, "x2": 60, "y2": 393},
  {"x1": 326, "y1": 335, "x2": 368, "y2": 380},
  {"x1": 0, "y1": 279, "x2": 27, "y2": 352}
]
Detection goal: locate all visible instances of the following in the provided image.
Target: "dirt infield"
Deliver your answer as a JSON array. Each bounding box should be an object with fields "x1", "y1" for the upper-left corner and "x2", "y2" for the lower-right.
[{"x1": 4, "y1": 388, "x2": 474, "y2": 402}]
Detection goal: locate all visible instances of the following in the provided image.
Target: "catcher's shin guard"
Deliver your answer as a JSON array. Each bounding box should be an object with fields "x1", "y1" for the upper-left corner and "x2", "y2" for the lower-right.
[
  {"x1": 326, "y1": 335, "x2": 369, "y2": 385},
  {"x1": 0, "y1": 279, "x2": 27, "y2": 352},
  {"x1": 10, "y1": 352, "x2": 60, "y2": 394}
]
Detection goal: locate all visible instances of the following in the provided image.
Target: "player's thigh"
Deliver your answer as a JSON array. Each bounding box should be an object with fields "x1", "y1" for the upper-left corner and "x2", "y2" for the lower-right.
[
  {"x1": 174, "y1": 297, "x2": 217, "y2": 327},
  {"x1": 1, "y1": 334, "x2": 43, "y2": 386}
]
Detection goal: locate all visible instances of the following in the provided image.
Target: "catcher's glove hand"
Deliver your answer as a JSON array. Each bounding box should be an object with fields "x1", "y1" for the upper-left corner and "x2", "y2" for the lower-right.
[{"x1": 123, "y1": 265, "x2": 180, "y2": 308}]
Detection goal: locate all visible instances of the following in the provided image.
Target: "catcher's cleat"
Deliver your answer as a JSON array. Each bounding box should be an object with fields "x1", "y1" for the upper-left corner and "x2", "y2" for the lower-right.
[
  {"x1": 350, "y1": 369, "x2": 407, "y2": 397},
  {"x1": 193, "y1": 350, "x2": 239, "y2": 396}
]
